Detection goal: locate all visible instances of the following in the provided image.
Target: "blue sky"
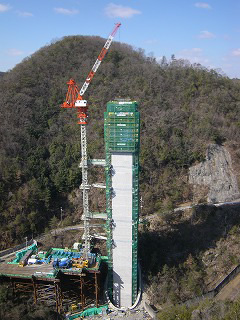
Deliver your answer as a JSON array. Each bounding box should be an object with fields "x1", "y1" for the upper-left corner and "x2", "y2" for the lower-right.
[{"x1": 0, "y1": 0, "x2": 239, "y2": 78}]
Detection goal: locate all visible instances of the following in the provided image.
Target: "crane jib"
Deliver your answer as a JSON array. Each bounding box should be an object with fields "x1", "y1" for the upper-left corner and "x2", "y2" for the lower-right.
[
  {"x1": 78, "y1": 32, "x2": 118, "y2": 97},
  {"x1": 92, "y1": 60, "x2": 101, "y2": 73},
  {"x1": 104, "y1": 35, "x2": 114, "y2": 50},
  {"x1": 80, "y1": 83, "x2": 89, "y2": 97}
]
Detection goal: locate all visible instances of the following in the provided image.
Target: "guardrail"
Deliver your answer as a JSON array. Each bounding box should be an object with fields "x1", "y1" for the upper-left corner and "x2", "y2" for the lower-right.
[
  {"x1": 0, "y1": 239, "x2": 35, "y2": 258},
  {"x1": 144, "y1": 302, "x2": 158, "y2": 319},
  {"x1": 184, "y1": 264, "x2": 240, "y2": 307}
]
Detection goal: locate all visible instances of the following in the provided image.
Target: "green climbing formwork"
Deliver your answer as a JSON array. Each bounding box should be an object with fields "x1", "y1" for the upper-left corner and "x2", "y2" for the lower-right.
[{"x1": 104, "y1": 101, "x2": 140, "y2": 153}]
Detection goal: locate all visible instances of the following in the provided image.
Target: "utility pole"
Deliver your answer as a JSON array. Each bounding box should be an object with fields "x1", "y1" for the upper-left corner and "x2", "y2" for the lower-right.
[{"x1": 60, "y1": 207, "x2": 63, "y2": 225}]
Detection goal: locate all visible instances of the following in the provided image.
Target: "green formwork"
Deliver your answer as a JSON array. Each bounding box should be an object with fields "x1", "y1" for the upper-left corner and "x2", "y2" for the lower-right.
[
  {"x1": 104, "y1": 101, "x2": 140, "y2": 153},
  {"x1": 106, "y1": 101, "x2": 138, "y2": 112},
  {"x1": 104, "y1": 100, "x2": 140, "y2": 305}
]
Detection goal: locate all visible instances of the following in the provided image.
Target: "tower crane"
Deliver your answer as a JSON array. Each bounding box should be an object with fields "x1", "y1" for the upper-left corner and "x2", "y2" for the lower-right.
[{"x1": 61, "y1": 23, "x2": 121, "y2": 258}]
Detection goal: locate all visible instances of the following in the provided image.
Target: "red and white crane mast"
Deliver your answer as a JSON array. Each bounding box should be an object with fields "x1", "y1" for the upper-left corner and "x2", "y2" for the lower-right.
[{"x1": 61, "y1": 23, "x2": 121, "y2": 257}]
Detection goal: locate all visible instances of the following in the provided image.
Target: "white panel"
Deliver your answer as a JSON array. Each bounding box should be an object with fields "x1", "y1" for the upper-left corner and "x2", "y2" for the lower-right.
[{"x1": 111, "y1": 153, "x2": 133, "y2": 308}]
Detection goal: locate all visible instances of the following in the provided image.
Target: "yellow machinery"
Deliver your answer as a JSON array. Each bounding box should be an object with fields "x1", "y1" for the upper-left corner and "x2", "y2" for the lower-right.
[{"x1": 72, "y1": 258, "x2": 88, "y2": 269}]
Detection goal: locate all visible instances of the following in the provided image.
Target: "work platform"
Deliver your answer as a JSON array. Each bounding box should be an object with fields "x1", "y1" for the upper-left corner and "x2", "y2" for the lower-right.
[
  {"x1": 0, "y1": 245, "x2": 103, "y2": 313},
  {"x1": 0, "y1": 261, "x2": 54, "y2": 278}
]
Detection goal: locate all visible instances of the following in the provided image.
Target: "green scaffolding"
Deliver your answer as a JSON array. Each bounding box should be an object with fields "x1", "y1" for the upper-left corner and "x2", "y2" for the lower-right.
[
  {"x1": 104, "y1": 100, "x2": 140, "y2": 305},
  {"x1": 67, "y1": 304, "x2": 108, "y2": 319}
]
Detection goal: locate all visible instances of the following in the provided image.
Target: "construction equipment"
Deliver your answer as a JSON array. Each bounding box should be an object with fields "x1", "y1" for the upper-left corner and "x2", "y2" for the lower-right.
[
  {"x1": 72, "y1": 258, "x2": 89, "y2": 269},
  {"x1": 53, "y1": 258, "x2": 72, "y2": 269},
  {"x1": 19, "y1": 249, "x2": 33, "y2": 267},
  {"x1": 61, "y1": 23, "x2": 121, "y2": 259}
]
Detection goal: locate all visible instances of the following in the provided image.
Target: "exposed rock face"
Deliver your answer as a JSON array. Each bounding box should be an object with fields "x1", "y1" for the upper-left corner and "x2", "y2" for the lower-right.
[{"x1": 189, "y1": 144, "x2": 240, "y2": 203}]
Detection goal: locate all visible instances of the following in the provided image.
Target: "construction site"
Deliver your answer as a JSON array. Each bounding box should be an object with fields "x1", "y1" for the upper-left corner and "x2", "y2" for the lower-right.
[
  {"x1": 0, "y1": 242, "x2": 102, "y2": 314},
  {"x1": 0, "y1": 23, "x2": 146, "y2": 319}
]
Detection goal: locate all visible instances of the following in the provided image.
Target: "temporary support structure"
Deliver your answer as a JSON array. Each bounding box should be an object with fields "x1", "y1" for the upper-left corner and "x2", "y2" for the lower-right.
[
  {"x1": 104, "y1": 100, "x2": 140, "y2": 308},
  {"x1": 0, "y1": 270, "x2": 100, "y2": 313}
]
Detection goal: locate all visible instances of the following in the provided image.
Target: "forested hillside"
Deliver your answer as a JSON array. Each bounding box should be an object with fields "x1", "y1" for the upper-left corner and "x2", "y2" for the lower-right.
[{"x1": 0, "y1": 35, "x2": 240, "y2": 250}]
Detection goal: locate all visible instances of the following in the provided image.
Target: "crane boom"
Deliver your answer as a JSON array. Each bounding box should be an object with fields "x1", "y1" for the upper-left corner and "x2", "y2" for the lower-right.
[{"x1": 77, "y1": 22, "x2": 121, "y2": 100}]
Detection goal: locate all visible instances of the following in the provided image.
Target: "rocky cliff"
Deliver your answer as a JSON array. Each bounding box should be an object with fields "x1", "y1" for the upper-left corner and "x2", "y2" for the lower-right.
[{"x1": 189, "y1": 144, "x2": 240, "y2": 204}]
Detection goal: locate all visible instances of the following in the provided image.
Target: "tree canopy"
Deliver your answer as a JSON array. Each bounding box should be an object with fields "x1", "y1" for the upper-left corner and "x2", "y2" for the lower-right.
[{"x1": 0, "y1": 35, "x2": 240, "y2": 248}]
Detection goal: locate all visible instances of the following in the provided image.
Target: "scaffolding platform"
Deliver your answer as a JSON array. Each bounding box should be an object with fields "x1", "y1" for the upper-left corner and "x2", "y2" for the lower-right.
[{"x1": 0, "y1": 246, "x2": 102, "y2": 313}]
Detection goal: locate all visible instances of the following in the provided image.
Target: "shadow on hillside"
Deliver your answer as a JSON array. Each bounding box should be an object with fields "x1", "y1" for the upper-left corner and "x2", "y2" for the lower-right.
[{"x1": 139, "y1": 204, "x2": 240, "y2": 276}]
